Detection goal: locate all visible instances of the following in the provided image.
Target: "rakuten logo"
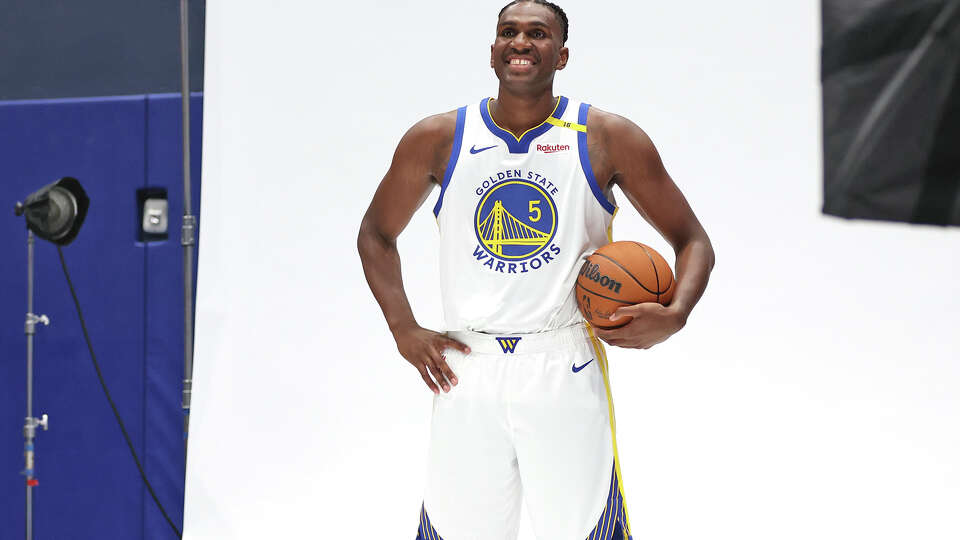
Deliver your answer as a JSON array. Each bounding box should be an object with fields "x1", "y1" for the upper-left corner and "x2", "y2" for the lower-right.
[{"x1": 536, "y1": 143, "x2": 570, "y2": 153}]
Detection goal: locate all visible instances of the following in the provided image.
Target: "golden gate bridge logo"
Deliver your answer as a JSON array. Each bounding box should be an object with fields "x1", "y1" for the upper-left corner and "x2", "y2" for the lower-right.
[
  {"x1": 474, "y1": 180, "x2": 557, "y2": 260},
  {"x1": 477, "y1": 201, "x2": 551, "y2": 256}
]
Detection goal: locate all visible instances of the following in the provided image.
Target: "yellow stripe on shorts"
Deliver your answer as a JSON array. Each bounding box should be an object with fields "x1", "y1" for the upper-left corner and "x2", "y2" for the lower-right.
[{"x1": 586, "y1": 323, "x2": 633, "y2": 536}]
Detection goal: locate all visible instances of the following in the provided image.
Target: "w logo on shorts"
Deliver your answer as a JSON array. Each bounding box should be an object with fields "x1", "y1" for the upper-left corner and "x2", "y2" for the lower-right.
[{"x1": 495, "y1": 337, "x2": 522, "y2": 354}]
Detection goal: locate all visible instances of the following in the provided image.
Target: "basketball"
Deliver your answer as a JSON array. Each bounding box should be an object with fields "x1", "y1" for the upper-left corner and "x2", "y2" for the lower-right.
[{"x1": 575, "y1": 241, "x2": 676, "y2": 329}]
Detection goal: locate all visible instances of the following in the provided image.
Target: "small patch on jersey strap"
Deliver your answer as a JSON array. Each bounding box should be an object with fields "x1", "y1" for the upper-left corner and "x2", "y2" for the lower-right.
[
  {"x1": 586, "y1": 465, "x2": 633, "y2": 540},
  {"x1": 495, "y1": 337, "x2": 522, "y2": 353},
  {"x1": 417, "y1": 504, "x2": 445, "y2": 540},
  {"x1": 546, "y1": 116, "x2": 587, "y2": 132}
]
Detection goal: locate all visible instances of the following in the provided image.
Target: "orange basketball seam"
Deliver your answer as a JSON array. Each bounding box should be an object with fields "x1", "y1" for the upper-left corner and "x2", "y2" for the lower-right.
[
  {"x1": 592, "y1": 251, "x2": 662, "y2": 296},
  {"x1": 631, "y1": 242, "x2": 662, "y2": 302},
  {"x1": 633, "y1": 241, "x2": 675, "y2": 296}
]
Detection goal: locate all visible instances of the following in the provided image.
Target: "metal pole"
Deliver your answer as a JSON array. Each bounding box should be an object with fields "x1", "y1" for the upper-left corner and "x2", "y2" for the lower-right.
[
  {"x1": 23, "y1": 230, "x2": 49, "y2": 540},
  {"x1": 178, "y1": 0, "x2": 196, "y2": 457},
  {"x1": 25, "y1": 230, "x2": 33, "y2": 540}
]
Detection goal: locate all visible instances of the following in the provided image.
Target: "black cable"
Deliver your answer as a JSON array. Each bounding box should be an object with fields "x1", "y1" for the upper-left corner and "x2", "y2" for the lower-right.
[{"x1": 56, "y1": 246, "x2": 183, "y2": 539}]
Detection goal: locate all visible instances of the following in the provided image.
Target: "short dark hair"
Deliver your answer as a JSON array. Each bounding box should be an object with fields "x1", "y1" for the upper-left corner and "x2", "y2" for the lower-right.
[{"x1": 498, "y1": 0, "x2": 569, "y2": 45}]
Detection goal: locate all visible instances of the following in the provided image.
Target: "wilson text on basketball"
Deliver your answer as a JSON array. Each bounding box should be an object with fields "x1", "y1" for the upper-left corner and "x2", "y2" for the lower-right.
[{"x1": 579, "y1": 262, "x2": 623, "y2": 294}]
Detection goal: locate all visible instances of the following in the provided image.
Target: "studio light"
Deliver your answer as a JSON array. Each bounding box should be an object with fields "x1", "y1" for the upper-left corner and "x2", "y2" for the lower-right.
[
  {"x1": 13, "y1": 176, "x2": 90, "y2": 540},
  {"x1": 14, "y1": 177, "x2": 89, "y2": 245}
]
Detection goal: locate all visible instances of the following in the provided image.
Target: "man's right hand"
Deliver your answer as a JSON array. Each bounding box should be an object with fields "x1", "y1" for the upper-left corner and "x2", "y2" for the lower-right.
[
  {"x1": 357, "y1": 112, "x2": 464, "y2": 394},
  {"x1": 391, "y1": 323, "x2": 471, "y2": 394}
]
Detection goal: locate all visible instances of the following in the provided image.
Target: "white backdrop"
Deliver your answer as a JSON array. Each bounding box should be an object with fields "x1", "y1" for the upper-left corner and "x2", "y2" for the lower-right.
[{"x1": 184, "y1": 1, "x2": 960, "y2": 538}]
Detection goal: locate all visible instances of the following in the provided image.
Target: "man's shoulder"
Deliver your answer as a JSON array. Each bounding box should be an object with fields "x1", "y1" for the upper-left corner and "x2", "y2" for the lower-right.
[
  {"x1": 404, "y1": 109, "x2": 459, "y2": 146},
  {"x1": 392, "y1": 109, "x2": 460, "y2": 179},
  {"x1": 585, "y1": 105, "x2": 654, "y2": 151},
  {"x1": 585, "y1": 106, "x2": 642, "y2": 139}
]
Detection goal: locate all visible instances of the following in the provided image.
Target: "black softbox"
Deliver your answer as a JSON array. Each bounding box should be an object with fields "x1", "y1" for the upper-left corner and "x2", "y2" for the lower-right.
[{"x1": 822, "y1": 0, "x2": 960, "y2": 226}]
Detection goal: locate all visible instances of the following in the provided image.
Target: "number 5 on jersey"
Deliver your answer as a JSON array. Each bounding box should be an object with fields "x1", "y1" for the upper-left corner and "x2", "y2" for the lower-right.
[{"x1": 529, "y1": 200, "x2": 541, "y2": 222}]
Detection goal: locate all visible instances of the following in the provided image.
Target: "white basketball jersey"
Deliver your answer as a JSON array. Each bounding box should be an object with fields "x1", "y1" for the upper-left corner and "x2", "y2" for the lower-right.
[{"x1": 433, "y1": 96, "x2": 616, "y2": 334}]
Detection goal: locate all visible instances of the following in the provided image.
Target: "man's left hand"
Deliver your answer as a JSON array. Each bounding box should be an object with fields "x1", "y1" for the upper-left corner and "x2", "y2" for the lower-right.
[{"x1": 593, "y1": 302, "x2": 687, "y2": 349}]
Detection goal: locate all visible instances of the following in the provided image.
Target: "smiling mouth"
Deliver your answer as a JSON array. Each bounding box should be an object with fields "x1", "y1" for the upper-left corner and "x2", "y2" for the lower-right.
[{"x1": 509, "y1": 58, "x2": 534, "y2": 65}]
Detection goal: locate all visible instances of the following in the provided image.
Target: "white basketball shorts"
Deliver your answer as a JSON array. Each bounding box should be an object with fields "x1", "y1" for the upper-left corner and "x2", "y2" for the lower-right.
[{"x1": 416, "y1": 323, "x2": 633, "y2": 540}]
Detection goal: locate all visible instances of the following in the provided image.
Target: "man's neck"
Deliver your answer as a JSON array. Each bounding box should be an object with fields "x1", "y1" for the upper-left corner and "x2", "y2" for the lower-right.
[{"x1": 490, "y1": 88, "x2": 558, "y2": 138}]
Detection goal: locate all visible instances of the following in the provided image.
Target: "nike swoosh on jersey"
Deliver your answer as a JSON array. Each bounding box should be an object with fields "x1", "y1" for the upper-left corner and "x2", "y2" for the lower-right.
[
  {"x1": 469, "y1": 144, "x2": 497, "y2": 154},
  {"x1": 572, "y1": 359, "x2": 594, "y2": 373}
]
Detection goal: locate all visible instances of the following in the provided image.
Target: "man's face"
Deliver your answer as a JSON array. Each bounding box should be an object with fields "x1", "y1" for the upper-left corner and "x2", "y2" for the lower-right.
[{"x1": 490, "y1": 3, "x2": 568, "y2": 92}]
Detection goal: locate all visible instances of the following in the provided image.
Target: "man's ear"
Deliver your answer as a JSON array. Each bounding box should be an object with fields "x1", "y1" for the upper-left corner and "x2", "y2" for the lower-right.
[
  {"x1": 490, "y1": 44, "x2": 496, "y2": 69},
  {"x1": 556, "y1": 46, "x2": 569, "y2": 70}
]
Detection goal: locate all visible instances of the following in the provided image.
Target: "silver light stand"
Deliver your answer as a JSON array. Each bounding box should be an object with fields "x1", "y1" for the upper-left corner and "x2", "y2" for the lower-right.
[
  {"x1": 15, "y1": 179, "x2": 87, "y2": 540},
  {"x1": 178, "y1": 0, "x2": 196, "y2": 459},
  {"x1": 22, "y1": 229, "x2": 50, "y2": 540}
]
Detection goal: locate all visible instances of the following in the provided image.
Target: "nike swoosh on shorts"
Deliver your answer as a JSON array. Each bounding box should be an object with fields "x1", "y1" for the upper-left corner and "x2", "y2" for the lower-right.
[{"x1": 572, "y1": 359, "x2": 594, "y2": 373}]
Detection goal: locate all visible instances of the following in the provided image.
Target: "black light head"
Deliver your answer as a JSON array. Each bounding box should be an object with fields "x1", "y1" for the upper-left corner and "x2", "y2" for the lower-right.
[{"x1": 14, "y1": 177, "x2": 89, "y2": 245}]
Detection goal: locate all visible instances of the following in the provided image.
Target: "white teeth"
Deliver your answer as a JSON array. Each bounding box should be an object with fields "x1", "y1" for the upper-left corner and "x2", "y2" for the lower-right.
[{"x1": 510, "y1": 59, "x2": 532, "y2": 65}]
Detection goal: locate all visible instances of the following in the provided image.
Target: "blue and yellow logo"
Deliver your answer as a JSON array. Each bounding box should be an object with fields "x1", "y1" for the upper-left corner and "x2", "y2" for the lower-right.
[
  {"x1": 496, "y1": 337, "x2": 522, "y2": 354},
  {"x1": 474, "y1": 180, "x2": 557, "y2": 261}
]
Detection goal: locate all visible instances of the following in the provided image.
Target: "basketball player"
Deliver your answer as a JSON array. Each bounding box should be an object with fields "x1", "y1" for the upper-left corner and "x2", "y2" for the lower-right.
[{"x1": 357, "y1": 1, "x2": 714, "y2": 538}]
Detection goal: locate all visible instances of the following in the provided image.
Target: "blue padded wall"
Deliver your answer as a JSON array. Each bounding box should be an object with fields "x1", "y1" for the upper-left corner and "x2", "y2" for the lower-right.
[{"x1": 0, "y1": 93, "x2": 202, "y2": 540}]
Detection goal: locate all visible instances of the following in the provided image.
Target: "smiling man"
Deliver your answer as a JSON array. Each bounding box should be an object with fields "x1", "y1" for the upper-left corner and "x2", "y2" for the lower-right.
[{"x1": 357, "y1": 1, "x2": 715, "y2": 539}]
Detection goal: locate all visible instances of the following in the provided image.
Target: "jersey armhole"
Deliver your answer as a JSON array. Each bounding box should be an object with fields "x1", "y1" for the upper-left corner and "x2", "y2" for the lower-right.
[
  {"x1": 577, "y1": 103, "x2": 617, "y2": 215},
  {"x1": 432, "y1": 106, "x2": 467, "y2": 217}
]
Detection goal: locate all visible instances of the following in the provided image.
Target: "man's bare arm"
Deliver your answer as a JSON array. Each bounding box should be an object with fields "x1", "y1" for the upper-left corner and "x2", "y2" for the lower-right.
[
  {"x1": 589, "y1": 109, "x2": 716, "y2": 349},
  {"x1": 357, "y1": 112, "x2": 470, "y2": 392}
]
